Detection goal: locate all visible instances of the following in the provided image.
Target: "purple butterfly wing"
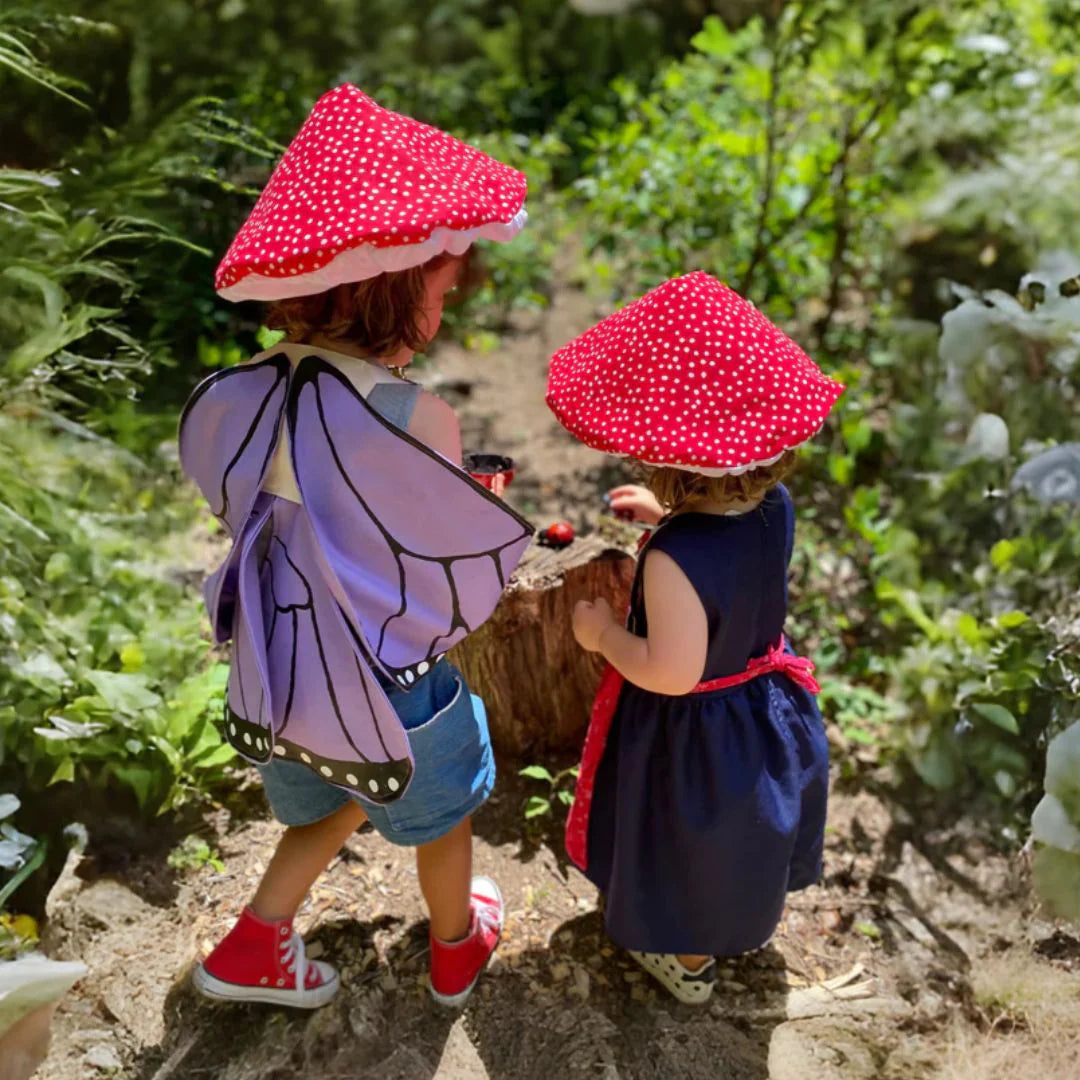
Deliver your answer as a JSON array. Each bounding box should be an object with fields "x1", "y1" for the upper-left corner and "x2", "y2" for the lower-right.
[
  {"x1": 221, "y1": 497, "x2": 276, "y2": 764},
  {"x1": 287, "y1": 356, "x2": 533, "y2": 689},
  {"x1": 179, "y1": 355, "x2": 290, "y2": 642},
  {"x1": 254, "y1": 503, "x2": 413, "y2": 802},
  {"x1": 178, "y1": 354, "x2": 290, "y2": 536}
]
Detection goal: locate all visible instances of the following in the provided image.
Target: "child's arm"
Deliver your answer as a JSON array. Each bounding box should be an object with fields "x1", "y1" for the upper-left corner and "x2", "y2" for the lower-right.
[
  {"x1": 572, "y1": 550, "x2": 708, "y2": 696},
  {"x1": 409, "y1": 391, "x2": 509, "y2": 498},
  {"x1": 408, "y1": 390, "x2": 463, "y2": 466}
]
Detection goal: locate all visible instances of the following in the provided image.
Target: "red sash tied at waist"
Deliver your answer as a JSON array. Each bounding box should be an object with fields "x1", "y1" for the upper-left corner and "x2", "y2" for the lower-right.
[
  {"x1": 692, "y1": 636, "x2": 821, "y2": 697},
  {"x1": 564, "y1": 635, "x2": 820, "y2": 871}
]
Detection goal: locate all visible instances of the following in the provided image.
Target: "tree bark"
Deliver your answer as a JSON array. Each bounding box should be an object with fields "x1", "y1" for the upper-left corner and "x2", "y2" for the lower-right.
[{"x1": 449, "y1": 533, "x2": 637, "y2": 757}]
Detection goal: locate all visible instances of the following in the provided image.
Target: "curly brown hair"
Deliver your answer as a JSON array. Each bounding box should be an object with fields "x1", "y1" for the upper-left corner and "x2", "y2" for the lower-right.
[
  {"x1": 264, "y1": 248, "x2": 482, "y2": 356},
  {"x1": 646, "y1": 451, "x2": 797, "y2": 516}
]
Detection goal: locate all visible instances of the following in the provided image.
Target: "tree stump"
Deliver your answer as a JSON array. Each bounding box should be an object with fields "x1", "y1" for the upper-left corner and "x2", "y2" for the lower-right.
[{"x1": 449, "y1": 532, "x2": 638, "y2": 757}]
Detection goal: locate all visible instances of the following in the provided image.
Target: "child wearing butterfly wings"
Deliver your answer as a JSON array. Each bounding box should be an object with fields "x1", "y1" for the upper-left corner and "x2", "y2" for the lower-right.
[
  {"x1": 179, "y1": 86, "x2": 533, "y2": 1009},
  {"x1": 547, "y1": 273, "x2": 844, "y2": 1004}
]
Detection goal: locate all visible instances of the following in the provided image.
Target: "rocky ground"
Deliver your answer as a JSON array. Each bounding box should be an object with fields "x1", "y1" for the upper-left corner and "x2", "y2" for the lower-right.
[{"x1": 37, "y1": 773, "x2": 1080, "y2": 1080}]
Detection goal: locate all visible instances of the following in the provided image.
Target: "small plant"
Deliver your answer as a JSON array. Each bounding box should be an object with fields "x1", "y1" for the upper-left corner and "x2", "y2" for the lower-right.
[
  {"x1": 168, "y1": 834, "x2": 225, "y2": 874},
  {"x1": 519, "y1": 764, "x2": 578, "y2": 820},
  {"x1": 0, "y1": 794, "x2": 45, "y2": 960},
  {"x1": 1031, "y1": 720, "x2": 1080, "y2": 921}
]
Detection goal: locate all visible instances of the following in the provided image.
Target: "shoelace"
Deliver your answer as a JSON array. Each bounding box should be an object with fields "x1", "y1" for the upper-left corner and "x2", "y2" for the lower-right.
[
  {"x1": 279, "y1": 930, "x2": 322, "y2": 989},
  {"x1": 471, "y1": 895, "x2": 501, "y2": 938}
]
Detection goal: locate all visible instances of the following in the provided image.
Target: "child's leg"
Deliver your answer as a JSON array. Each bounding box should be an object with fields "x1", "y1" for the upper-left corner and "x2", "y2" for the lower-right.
[
  {"x1": 416, "y1": 817, "x2": 472, "y2": 941},
  {"x1": 252, "y1": 801, "x2": 368, "y2": 920},
  {"x1": 194, "y1": 802, "x2": 366, "y2": 1008},
  {"x1": 418, "y1": 816, "x2": 504, "y2": 1007}
]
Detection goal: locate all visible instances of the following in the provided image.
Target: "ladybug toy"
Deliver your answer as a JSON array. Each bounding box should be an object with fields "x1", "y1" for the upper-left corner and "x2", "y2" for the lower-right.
[{"x1": 538, "y1": 521, "x2": 575, "y2": 548}]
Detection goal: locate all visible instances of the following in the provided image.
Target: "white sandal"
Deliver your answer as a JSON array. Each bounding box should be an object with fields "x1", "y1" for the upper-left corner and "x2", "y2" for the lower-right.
[{"x1": 629, "y1": 950, "x2": 716, "y2": 1004}]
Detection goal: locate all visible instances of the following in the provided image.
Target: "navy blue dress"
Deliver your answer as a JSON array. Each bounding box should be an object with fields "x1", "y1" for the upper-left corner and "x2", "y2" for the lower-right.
[{"x1": 584, "y1": 486, "x2": 828, "y2": 956}]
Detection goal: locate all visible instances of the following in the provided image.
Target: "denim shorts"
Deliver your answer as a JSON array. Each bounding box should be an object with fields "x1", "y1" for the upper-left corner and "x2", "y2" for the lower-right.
[{"x1": 257, "y1": 661, "x2": 495, "y2": 846}]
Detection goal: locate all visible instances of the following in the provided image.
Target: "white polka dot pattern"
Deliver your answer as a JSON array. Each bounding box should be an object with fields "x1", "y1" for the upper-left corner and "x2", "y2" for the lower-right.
[
  {"x1": 546, "y1": 273, "x2": 845, "y2": 474},
  {"x1": 215, "y1": 84, "x2": 528, "y2": 301}
]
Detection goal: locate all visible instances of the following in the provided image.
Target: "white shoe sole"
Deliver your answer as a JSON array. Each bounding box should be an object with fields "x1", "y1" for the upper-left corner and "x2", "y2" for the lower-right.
[
  {"x1": 429, "y1": 877, "x2": 503, "y2": 1009},
  {"x1": 192, "y1": 963, "x2": 340, "y2": 1009},
  {"x1": 429, "y1": 976, "x2": 483, "y2": 1009},
  {"x1": 629, "y1": 951, "x2": 716, "y2": 1004}
]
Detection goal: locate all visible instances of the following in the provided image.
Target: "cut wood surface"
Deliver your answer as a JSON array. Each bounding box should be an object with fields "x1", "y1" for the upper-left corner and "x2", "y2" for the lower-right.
[{"x1": 450, "y1": 531, "x2": 638, "y2": 756}]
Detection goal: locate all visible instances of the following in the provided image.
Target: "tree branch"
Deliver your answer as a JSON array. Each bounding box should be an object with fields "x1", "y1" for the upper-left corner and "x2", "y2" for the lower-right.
[{"x1": 738, "y1": 24, "x2": 784, "y2": 296}]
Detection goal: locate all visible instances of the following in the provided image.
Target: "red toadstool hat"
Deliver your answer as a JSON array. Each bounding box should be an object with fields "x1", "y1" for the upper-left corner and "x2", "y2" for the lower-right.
[
  {"x1": 215, "y1": 84, "x2": 528, "y2": 302},
  {"x1": 546, "y1": 272, "x2": 844, "y2": 475}
]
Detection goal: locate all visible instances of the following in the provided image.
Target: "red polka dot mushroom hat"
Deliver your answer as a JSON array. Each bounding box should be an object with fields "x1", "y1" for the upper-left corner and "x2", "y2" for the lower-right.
[
  {"x1": 546, "y1": 272, "x2": 845, "y2": 475},
  {"x1": 215, "y1": 84, "x2": 528, "y2": 301}
]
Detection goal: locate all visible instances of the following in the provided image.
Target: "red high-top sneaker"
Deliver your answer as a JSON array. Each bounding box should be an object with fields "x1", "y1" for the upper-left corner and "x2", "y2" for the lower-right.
[
  {"x1": 429, "y1": 876, "x2": 503, "y2": 1008},
  {"x1": 192, "y1": 907, "x2": 339, "y2": 1008}
]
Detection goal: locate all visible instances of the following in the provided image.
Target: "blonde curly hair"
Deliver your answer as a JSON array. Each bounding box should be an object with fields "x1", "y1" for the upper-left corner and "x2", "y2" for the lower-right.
[{"x1": 646, "y1": 451, "x2": 797, "y2": 516}]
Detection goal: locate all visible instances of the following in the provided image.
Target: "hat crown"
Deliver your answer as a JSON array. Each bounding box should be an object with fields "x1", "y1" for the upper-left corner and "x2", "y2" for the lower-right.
[
  {"x1": 546, "y1": 273, "x2": 844, "y2": 474},
  {"x1": 215, "y1": 84, "x2": 527, "y2": 301}
]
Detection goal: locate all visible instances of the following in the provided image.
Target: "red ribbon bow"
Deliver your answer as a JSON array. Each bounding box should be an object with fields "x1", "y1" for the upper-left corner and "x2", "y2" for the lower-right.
[{"x1": 718, "y1": 636, "x2": 822, "y2": 695}]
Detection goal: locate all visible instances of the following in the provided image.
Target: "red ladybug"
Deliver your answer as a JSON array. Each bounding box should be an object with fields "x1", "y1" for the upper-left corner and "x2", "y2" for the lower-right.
[{"x1": 539, "y1": 521, "x2": 575, "y2": 548}]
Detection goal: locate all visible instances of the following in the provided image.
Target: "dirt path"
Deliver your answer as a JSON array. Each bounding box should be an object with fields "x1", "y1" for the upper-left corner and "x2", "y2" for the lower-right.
[
  {"x1": 38, "y1": 774, "x2": 1079, "y2": 1080},
  {"x1": 417, "y1": 252, "x2": 634, "y2": 530},
  {"x1": 35, "y1": 270, "x2": 1080, "y2": 1080}
]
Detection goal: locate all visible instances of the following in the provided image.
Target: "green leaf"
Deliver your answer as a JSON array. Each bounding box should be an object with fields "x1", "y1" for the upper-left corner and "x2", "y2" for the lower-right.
[
  {"x1": 149, "y1": 735, "x2": 182, "y2": 772},
  {"x1": 691, "y1": 15, "x2": 738, "y2": 59},
  {"x1": 12, "y1": 652, "x2": 69, "y2": 691},
  {"x1": 48, "y1": 759, "x2": 75, "y2": 785},
  {"x1": 43, "y1": 552, "x2": 72, "y2": 582},
  {"x1": 5, "y1": 304, "x2": 119, "y2": 378},
  {"x1": 995, "y1": 611, "x2": 1029, "y2": 630},
  {"x1": 844, "y1": 727, "x2": 876, "y2": 746},
  {"x1": 1033, "y1": 846, "x2": 1080, "y2": 921},
  {"x1": 255, "y1": 325, "x2": 286, "y2": 350},
  {"x1": 86, "y1": 670, "x2": 162, "y2": 717},
  {"x1": 854, "y1": 921, "x2": 881, "y2": 940},
  {"x1": 110, "y1": 765, "x2": 156, "y2": 809},
  {"x1": 519, "y1": 765, "x2": 555, "y2": 784},
  {"x1": 1032, "y1": 794, "x2": 1080, "y2": 852},
  {"x1": 715, "y1": 130, "x2": 758, "y2": 157},
  {"x1": 0, "y1": 839, "x2": 47, "y2": 909},
  {"x1": 990, "y1": 539, "x2": 1018, "y2": 571},
  {"x1": 994, "y1": 769, "x2": 1017, "y2": 798},
  {"x1": 828, "y1": 454, "x2": 855, "y2": 486},
  {"x1": 120, "y1": 643, "x2": 145, "y2": 673},
  {"x1": 910, "y1": 731, "x2": 959, "y2": 790},
  {"x1": 841, "y1": 416, "x2": 873, "y2": 456},
  {"x1": 955, "y1": 613, "x2": 982, "y2": 645},
  {"x1": 189, "y1": 742, "x2": 236, "y2": 768},
  {"x1": 1045, "y1": 723, "x2": 1080, "y2": 820},
  {"x1": 971, "y1": 702, "x2": 1020, "y2": 735},
  {"x1": 2, "y1": 267, "x2": 65, "y2": 326},
  {"x1": 557, "y1": 790, "x2": 575, "y2": 806},
  {"x1": 0, "y1": 169, "x2": 62, "y2": 195},
  {"x1": 524, "y1": 795, "x2": 551, "y2": 819}
]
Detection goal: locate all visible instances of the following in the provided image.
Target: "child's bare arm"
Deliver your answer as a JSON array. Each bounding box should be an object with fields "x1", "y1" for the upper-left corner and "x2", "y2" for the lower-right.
[
  {"x1": 572, "y1": 550, "x2": 708, "y2": 696},
  {"x1": 408, "y1": 390, "x2": 462, "y2": 466}
]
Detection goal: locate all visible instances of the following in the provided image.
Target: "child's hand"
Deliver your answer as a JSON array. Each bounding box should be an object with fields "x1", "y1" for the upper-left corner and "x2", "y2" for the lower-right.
[
  {"x1": 608, "y1": 485, "x2": 664, "y2": 525},
  {"x1": 572, "y1": 597, "x2": 616, "y2": 652}
]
